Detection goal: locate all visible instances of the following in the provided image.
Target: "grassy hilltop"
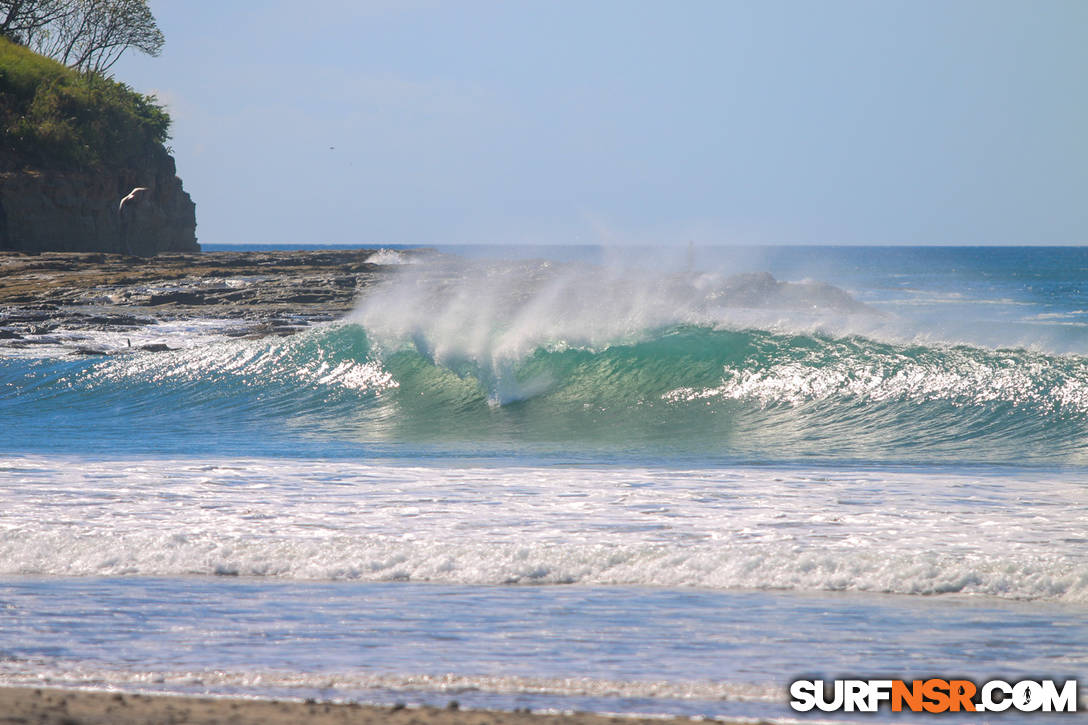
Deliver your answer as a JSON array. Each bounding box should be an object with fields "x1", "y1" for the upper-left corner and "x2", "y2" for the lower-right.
[{"x1": 0, "y1": 36, "x2": 170, "y2": 170}]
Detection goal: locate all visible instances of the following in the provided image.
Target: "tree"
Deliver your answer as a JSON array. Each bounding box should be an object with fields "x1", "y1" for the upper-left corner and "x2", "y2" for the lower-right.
[
  {"x1": 0, "y1": 1, "x2": 75, "y2": 45},
  {"x1": 2, "y1": 0, "x2": 163, "y2": 75},
  {"x1": 32, "y1": 0, "x2": 163, "y2": 74}
]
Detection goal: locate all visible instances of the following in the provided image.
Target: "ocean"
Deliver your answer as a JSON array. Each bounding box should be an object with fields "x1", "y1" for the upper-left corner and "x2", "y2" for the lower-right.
[{"x1": 2, "y1": 244, "x2": 1087, "y2": 722}]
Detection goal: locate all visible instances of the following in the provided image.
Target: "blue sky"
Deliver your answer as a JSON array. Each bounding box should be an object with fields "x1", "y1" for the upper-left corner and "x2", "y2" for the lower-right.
[{"x1": 114, "y1": 1, "x2": 1088, "y2": 245}]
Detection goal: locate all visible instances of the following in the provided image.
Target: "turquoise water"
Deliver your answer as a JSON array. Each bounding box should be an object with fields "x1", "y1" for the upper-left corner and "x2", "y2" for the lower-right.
[{"x1": 1, "y1": 245, "x2": 1087, "y2": 720}]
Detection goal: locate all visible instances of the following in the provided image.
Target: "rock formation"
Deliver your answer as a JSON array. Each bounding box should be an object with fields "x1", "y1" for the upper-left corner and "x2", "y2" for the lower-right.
[
  {"x1": 0, "y1": 145, "x2": 198, "y2": 256},
  {"x1": 0, "y1": 248, "x2": 432, "y2": 355}
]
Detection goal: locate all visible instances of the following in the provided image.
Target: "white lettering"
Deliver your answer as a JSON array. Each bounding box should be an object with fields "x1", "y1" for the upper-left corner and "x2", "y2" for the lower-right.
[
  {"x1": 981, "y1": 680, "x2": 1012, "y2": 712},
  {"x1": 788, "y1": 680, "x2": 817, "y2": 712},
  {"x1": 1040, "y1": 679, "x2": 1078, "y2": 713},
  {"x1": 867, "y1": 679, "x2": 893, "y2": 711},
  {"x1": 844, "y1": 680, "x2": 868, "y2": 712},
  {"x1": 1013, "y1": 680, "x2": 1043, "y2": 712}
]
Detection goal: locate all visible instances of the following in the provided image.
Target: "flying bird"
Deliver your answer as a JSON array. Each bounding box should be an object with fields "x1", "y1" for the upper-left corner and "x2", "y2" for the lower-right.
[{"x1": 119, "y1": 187, "x2": 150, "y2": 213}]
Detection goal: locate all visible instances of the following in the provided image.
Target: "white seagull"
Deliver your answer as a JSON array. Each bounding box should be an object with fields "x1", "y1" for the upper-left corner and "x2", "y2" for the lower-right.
[{"x1": 119, "y1": 187, "x2": 150, "y2": 213}]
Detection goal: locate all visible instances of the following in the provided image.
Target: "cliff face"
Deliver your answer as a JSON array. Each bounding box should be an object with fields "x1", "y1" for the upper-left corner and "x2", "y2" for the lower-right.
[{"x1": 0, "y1": 146, "x2": 198, "y2": 256}]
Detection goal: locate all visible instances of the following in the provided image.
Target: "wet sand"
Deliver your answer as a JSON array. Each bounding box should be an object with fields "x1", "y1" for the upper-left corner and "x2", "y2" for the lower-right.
[{"x1": 0, "y1": 687, "x2": 747, "y2": 725}]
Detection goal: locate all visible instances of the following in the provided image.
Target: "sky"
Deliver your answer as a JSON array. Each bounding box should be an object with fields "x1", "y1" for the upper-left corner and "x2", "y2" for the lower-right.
[{"x1": 113, "y1": 1, "x2": 1088, "y2": 245}]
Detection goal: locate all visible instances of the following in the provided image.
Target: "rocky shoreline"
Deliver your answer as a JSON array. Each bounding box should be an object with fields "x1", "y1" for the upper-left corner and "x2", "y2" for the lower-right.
[{"x1": 0, "y1": 248, "x2": 427, "y2": 355}]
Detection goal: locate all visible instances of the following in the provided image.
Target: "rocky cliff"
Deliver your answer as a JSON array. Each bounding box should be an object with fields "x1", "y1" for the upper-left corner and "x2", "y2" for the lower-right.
[
  {"x1": 0, "y1": 145, "x2": 198, "y2": 256},
  {"x1": 0, "y1": 34, "x2": 198, "y2": 256}
]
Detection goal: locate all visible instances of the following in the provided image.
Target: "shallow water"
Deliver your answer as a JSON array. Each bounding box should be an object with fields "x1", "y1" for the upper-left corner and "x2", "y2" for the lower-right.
[{"x1": 1, "y1": 578, "x2": 1084, "y2": 722}]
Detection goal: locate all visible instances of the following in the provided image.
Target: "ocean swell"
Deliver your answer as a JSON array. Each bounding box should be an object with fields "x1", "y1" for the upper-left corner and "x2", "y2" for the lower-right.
[
  {"x1": 3, "y1": 257, "x2": 1088, "y2": 462},
  {"x1": 3, "y1": 319, "x2": 1088, "y2": 462}
]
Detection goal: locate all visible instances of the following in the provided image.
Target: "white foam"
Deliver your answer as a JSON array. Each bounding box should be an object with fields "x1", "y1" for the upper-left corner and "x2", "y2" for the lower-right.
[
  {"x1": 83, "y1": 325, "x2": 395, "y2": 393},
  {"x1": 2, "y1": 456, "x2": 1086, "y2": 602},
  {"x1": 366, "y1": 249, "x2": 418, "y2": 265},
  {"x1": 0, "y1": 662, "x2": 780, "y2": 703},
  {"x1": 663, "y1": 347, "x2": 1088, "y2": 413},
  {"x1": 0, "y1": 318, "x2": 265, "y2": 359}
]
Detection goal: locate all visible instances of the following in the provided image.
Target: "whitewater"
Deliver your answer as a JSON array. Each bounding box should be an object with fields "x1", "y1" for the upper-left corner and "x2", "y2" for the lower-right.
[{"x1": 2, "y1": 245, "x2": 1087, "y2": 722}]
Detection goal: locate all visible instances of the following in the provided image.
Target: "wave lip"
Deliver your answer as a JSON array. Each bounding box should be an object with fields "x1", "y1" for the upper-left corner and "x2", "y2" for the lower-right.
[{"x1": 349, "y1": 259, "x2": 879, "y2": 379}]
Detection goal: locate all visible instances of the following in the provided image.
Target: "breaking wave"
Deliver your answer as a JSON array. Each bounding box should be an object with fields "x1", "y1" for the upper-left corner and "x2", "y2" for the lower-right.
[
  {"x1": 3, "y1": 257, "x2": 1088, "y2": 463},
  {"x1": 4, "y1": 326, "x2": 1080, "y2": 463}
]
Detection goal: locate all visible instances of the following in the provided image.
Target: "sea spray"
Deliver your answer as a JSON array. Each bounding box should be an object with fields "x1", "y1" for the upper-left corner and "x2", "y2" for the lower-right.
[{"x1": 349, "y1": 255, "x2": 876, "y2": 404}]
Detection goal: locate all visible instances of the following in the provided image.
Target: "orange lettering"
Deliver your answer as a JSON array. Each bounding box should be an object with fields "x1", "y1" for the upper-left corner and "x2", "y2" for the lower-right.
[
  {"x1": 892, "y1": 680, "x2": 924, "y2": 712},
  {"x1": 922, "y1": 679, "x2": 951, "y2": 713},
  {"x1": 948, "y1": 680, "x2": 976, "y2": 712}
]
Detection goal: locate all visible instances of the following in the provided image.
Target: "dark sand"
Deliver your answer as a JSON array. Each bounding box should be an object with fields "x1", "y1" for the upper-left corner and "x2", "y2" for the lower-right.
[{"x1": 0, "y1": 687, "x2": 750, "y2": 725}]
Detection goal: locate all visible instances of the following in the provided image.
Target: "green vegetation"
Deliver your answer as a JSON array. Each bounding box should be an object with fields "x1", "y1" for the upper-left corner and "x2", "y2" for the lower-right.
[{"x1": 0, "y1": 35, "x2": 170, "y2": 169}]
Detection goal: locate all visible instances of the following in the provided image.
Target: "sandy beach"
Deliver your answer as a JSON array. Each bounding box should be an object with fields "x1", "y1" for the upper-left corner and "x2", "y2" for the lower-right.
[{"x1": 0, "y1": 687, "x2": 744, "y2": 725}]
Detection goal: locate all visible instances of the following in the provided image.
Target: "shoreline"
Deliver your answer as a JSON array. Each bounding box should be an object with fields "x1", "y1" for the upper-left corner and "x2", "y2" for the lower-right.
[{"x1": 0, "y1": 686, "x2": 746, "y2": 725}]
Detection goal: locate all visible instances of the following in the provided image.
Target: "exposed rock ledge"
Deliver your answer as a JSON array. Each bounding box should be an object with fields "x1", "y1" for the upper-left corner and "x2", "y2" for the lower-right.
[
  {"x1": 0, "y1": 147, "x2": 198, "y2": 256},
  {"x1": 0, "y1": 248, "x2": 429, "y2": 355}
]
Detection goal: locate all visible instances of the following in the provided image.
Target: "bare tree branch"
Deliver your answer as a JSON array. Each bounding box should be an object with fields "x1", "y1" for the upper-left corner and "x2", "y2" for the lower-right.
[
  {"x1": 0, "y1": 1, "x2": 77, "y2": 44},
  {"x1": 5, "y1": 0, "x2": 163, "y2": 76}
]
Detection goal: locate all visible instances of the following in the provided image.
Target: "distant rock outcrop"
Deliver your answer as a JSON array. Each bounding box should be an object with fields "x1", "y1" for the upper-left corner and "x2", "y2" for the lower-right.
[{"x1": 0, "y1": 145, "x2": 197, "y2": 256}]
